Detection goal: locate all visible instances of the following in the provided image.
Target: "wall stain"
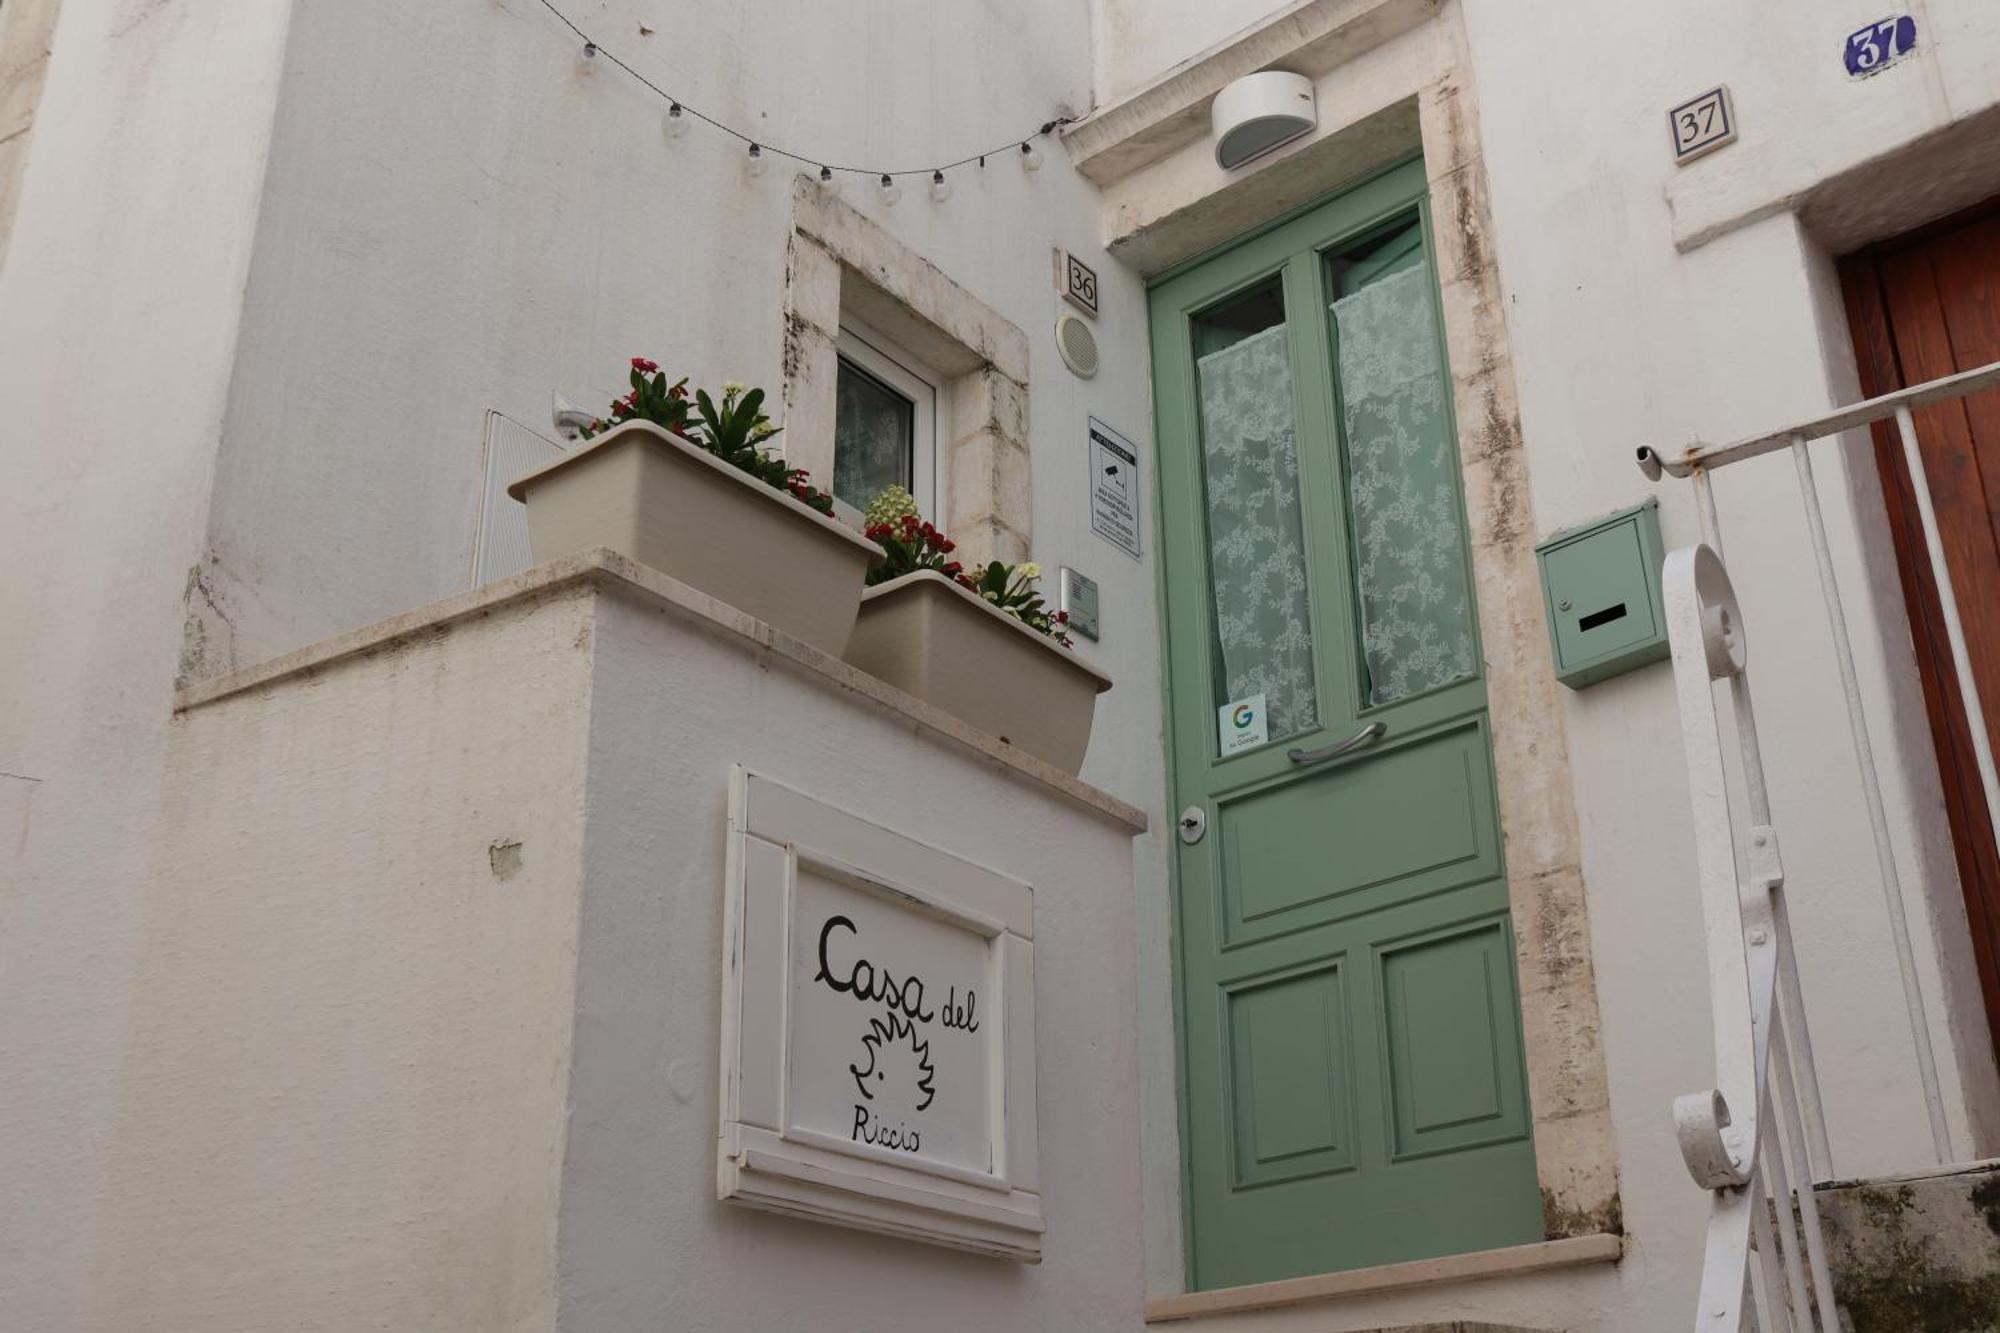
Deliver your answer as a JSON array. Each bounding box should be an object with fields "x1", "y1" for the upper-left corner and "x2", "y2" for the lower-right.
[
  {"x1": 1822, "y1": 1177, "x2": 2000, "y2": 1331},
  {"x1": 1543, "y1": 1186, "x2": 1622, "y2": 1239},
  {"x1": 488, "y1": 840, "x2": 523, "y2": 882},
  {"x1": 176, "y1": 557, "x2": 238, "y2": 689},
  {"x1": 1969, "y1": 1175, "x2": 2000, "y2": 1239}
]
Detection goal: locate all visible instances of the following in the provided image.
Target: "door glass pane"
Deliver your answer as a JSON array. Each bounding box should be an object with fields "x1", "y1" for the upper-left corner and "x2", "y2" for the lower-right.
[
  {"x1": 1193, "y1": 279, "x2": 1319, "y2": 749},
  {"x1": 834, "y1": 357, "x2": 914, "y2": 512},
  {"x1": 1328, "y1": 224, "x2": 1476, "y2": 706}
]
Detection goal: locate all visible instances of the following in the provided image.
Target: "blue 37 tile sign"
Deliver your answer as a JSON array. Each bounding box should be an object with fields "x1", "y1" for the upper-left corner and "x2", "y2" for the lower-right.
[{"x1": 1845, "y1": 15, "x2": 1918, "y2": 78}]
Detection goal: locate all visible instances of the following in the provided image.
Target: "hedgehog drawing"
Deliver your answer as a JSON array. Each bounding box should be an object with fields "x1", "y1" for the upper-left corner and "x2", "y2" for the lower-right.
[{"x1": 849, "y1": 1012, "x2": 937, "y2": 1112}]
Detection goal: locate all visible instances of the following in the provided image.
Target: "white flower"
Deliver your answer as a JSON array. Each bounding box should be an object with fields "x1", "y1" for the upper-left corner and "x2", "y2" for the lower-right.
[
  {"x1": 750, "y1": 422, "x2": 775, "y2": 440},
  {"x1": 722, "y1": 380, "x2": 748, "y2": 396},
  {"x1": 1016, "y1": 562, "x2": 1041, "y2": 580},
  {"x1": 982, "y1": 591, "x2": 1000, "y2": 602}
]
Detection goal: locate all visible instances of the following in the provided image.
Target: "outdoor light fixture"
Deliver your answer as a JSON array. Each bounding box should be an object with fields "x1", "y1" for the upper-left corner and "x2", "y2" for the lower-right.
[
  {"x1": 930, "y1": 170, "x2": 952, "y2": 203},
  {"x1": 665, "y1": 102, "x2": 687, "y2": 138},
  {"x1": 1020, "y1": 140, "x2": 1043, "y2": 171},
  {"x1": 746, "y1": 143, "x2": 767, "y2": 177},
  {"x1": 820, "y1": 165, "x2": 834, "y2": 184},
  {"x1": 1211, "y1": 70, "x2": 1316, "y2": 170},
  {"x1": 879, "y1": 173, "x2": 902, "y2": 205}
]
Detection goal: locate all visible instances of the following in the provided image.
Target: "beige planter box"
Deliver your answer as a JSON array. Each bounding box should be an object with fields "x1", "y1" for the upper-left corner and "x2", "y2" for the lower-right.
[
  {"x1": 507, "y1": 421, "x2": 883, "y2": 655},
  {"x1": 846, "y1": 570, "x2": 1112, "y2": 774}
]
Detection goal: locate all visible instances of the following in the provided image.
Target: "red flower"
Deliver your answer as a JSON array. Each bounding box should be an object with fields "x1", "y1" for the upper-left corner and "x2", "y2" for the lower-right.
[
  {"x1": 1055, "y1": 611, "x2": 1070, "y2": 623},
  {"x1": 631, "y1": 357, "x2": 660, "y2": 373},
  {"x1": 668, "y1": 382, "x2": 689, "y2": 400},
  {"x1": 942, "y1": 561, "x2": 963, "y2": 576},
  {"x1": 940, "y1": 538, "x2": 956, "y2": 553}
]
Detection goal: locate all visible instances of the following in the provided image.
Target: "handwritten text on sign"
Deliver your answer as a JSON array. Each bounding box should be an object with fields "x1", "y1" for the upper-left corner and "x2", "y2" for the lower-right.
[{"x1": 787, "y1": 863, "x2": 993, "y2": 1174}]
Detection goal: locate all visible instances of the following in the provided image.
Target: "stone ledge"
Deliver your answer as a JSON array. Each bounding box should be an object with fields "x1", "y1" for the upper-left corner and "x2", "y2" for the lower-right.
[
  {"x1": 1063, "y1": 0, "x2": 1438, "y2": 186},
  {"x1": 173, "y1": 547, "x2": 1149, "y2": 835},
  {"x1": 1143, "y1": 1234, "x2": 1621, "y2": 1324}
]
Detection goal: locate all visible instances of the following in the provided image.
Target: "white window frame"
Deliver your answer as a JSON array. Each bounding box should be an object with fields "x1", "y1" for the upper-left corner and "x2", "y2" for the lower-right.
[{"x1": 834, "y1": 320, "x2": 939, "y2": 524}]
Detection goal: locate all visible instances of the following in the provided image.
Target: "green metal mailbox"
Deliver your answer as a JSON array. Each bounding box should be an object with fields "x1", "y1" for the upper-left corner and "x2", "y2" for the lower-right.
[{"x1": 1535, "y1": 498, "x2": 1670, "y2": 689}]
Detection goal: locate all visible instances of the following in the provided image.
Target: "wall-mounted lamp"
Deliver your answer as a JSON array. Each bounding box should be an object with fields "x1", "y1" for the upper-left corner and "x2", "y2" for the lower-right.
[{"x1": 1211, "y1": 70, "x2": 1316, "y2": 170}]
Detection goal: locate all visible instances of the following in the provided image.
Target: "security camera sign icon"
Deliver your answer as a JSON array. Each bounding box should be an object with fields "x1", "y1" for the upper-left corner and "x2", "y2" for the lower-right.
[{"x1": 1218, "y1": 693, "x2": 1269, "y2": 757}]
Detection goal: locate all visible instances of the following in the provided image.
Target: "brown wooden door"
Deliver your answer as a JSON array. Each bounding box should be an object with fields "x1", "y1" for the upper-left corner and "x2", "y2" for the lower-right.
[{"x1": 1841, "y1": 200, "x2": 2000, "y2": 1066}]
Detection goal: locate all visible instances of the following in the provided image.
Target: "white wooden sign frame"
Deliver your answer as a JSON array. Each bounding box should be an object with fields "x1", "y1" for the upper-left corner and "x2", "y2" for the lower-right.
[{"x1": 718, "y1": 768, "x2": 1044, "y2": 1260}]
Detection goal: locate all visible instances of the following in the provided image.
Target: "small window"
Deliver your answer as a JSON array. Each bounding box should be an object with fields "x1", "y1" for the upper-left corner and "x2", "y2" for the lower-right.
[{"x1": 833, "y1": 324, "x2": 937, "y2": 523}]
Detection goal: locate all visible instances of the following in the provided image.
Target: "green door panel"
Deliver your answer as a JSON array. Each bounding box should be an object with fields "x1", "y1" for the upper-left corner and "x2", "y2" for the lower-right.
[
  {"x1": 1215, "y1": 720, "x2": 1499, "y2": 942},
  {"x1": 1149, "y1": 157, "x2": 1543, "y2": 1291}
]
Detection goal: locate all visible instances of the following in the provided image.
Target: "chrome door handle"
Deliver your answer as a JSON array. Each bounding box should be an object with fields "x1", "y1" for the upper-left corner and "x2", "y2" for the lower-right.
[{"x1": 1286, "y1": 721, "x2": 1386, "y2": 766}]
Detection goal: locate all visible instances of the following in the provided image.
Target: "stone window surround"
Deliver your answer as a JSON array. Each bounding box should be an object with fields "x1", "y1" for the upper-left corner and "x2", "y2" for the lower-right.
[
  {"x1": 1063, "y1": 0, "x2": 1623, "y2": 1310},
  {"x1": 781, "y1": 177, "x2": 1033, "y2": 567}
]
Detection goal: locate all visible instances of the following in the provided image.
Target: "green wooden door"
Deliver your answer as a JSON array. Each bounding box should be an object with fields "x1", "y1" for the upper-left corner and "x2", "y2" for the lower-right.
[{"x1": 1150, "y1": 160, "x2": 1542, "y2": 1291}]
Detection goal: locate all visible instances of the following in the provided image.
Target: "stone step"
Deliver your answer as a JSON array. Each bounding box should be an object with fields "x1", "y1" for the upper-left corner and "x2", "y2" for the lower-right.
[{"x1": 1811, "y1": 1158, "x2": 2000, "y2": 1332}]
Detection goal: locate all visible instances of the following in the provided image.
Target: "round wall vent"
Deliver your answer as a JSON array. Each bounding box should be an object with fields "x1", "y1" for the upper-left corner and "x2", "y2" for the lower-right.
[
  {"x1": 1212, "y1": 70, "x2": 1316, "y2": 170},
  {"x1": 1056, "y1": 311, "x2": 1099, "y2": 379}
]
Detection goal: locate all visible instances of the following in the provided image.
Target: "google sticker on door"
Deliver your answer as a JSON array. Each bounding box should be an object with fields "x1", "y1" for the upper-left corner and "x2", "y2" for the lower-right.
[{"x1": 1218, "y1": 692, "x2": 1269, "y2": 757}]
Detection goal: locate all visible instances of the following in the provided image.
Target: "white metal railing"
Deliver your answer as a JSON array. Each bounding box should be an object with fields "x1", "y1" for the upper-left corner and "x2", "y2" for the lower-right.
[{"x1": 1639, "y1": 358, "x2": 2000, "y2": 1330}]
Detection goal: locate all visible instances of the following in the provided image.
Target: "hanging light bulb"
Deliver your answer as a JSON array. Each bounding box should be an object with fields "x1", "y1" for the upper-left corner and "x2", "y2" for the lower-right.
[
  {"x1": 664, "y1": 103, "x2": 688, "y2": 139},
  {"x1": 746, "y1": 143, "x2": 767, "y2": 178},
  {"x1": 581, "y1": 40, "x2": 598, "y2": 60},
  {"x1": 878, "y1": 173, "x2": 902, "y2": 205},
  {"x1": 1020, "y1": 140, "x2": 1043, "y2": 171},
  {"x1": 930, "y1": 169, "x2": 951, "y2": 203},
  {"x1": 819, "y1": 165, "x2": 834, "y2": 185}
]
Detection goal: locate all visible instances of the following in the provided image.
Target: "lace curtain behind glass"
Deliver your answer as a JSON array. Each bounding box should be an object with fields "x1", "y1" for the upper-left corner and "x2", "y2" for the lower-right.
[
  {"x1": 1195, "y1": 325, "x2": 1319, "y2": 743},
  {"x1": 1332, "y1": 262, "x2": 1476, "y2": 705}
]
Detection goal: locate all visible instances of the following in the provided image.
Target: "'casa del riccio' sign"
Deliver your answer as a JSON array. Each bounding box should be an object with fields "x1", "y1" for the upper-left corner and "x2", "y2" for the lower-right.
[{"x1": 718, "y1": 769, "x2": 1044, "y2": 1261}]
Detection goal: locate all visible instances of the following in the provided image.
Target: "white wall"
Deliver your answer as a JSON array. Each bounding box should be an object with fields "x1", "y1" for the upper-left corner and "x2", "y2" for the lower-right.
[
  {"x1": 0, "y1": 2, "x2": 294, "y2": 1327},
  {"x1": 1457, "y1": 0, "x2": 2000, "y2": 1168},
  {"x1": 74, "y1": 565, "x2": 1145, "y2": 1331},
  {"x1": 87, "y1": 589, "x2": 595, "y2": 1331},
  {"x1": 0, "y1": 0, "x2": 63, "y2": 263},
  {"x1": 1095, "y1": 0, "x2": 1282, "y2": 102},
  {"x1": 201, "y1": 0, "x2": 1173, "y2": 1133},
  {"x1": 557, "y1": 589, "x2": 1144, "y2": 1331}
]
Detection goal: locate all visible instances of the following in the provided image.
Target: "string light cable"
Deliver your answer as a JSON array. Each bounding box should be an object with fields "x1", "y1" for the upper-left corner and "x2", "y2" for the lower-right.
[{"x1": 540, "y1": 0, "x2": 1074, "y2": 185}]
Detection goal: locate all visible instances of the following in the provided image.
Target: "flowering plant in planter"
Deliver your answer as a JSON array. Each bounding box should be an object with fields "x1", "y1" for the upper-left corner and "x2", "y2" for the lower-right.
[
  {"x1": 862, "y1": 487, "x2": 1072, "y2": 647},
  {"x1": 582, "y1": 357, "x2": 834, "y2": 516}
]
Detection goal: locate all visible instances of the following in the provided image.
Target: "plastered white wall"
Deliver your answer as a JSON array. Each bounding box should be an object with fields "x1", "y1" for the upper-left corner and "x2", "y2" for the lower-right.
[
  {"x1": 555, "y1": 591, "x2": 1143, "y2": 1331},
  {"x1": 86, "y1": 590, "x2": 596, "y2": 1331},
  {"x1": 0, "y1": 1, "x2": 295, "y2": 1326},
  {"x1": 68, "y1": 570, "x2": 1144, "y2": 1330},
  {"x1": 0, "y1": 0, "x2": 62, "y2": 261},
  {"x1": 1094, "y1": 0, "x2": 1291, "y2": 103},
  {"x1": 1453, "y1": 0, "x2": 2000, "y2": 1171}
]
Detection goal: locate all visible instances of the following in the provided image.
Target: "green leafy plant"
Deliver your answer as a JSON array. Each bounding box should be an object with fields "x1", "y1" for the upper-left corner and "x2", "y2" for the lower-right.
[
  {"x1": 862, "y1": 486, "x2": 1071, "y2": 647},
  {"x1": 582, "y1": 358, "x2": 833, "y2": 515}
]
